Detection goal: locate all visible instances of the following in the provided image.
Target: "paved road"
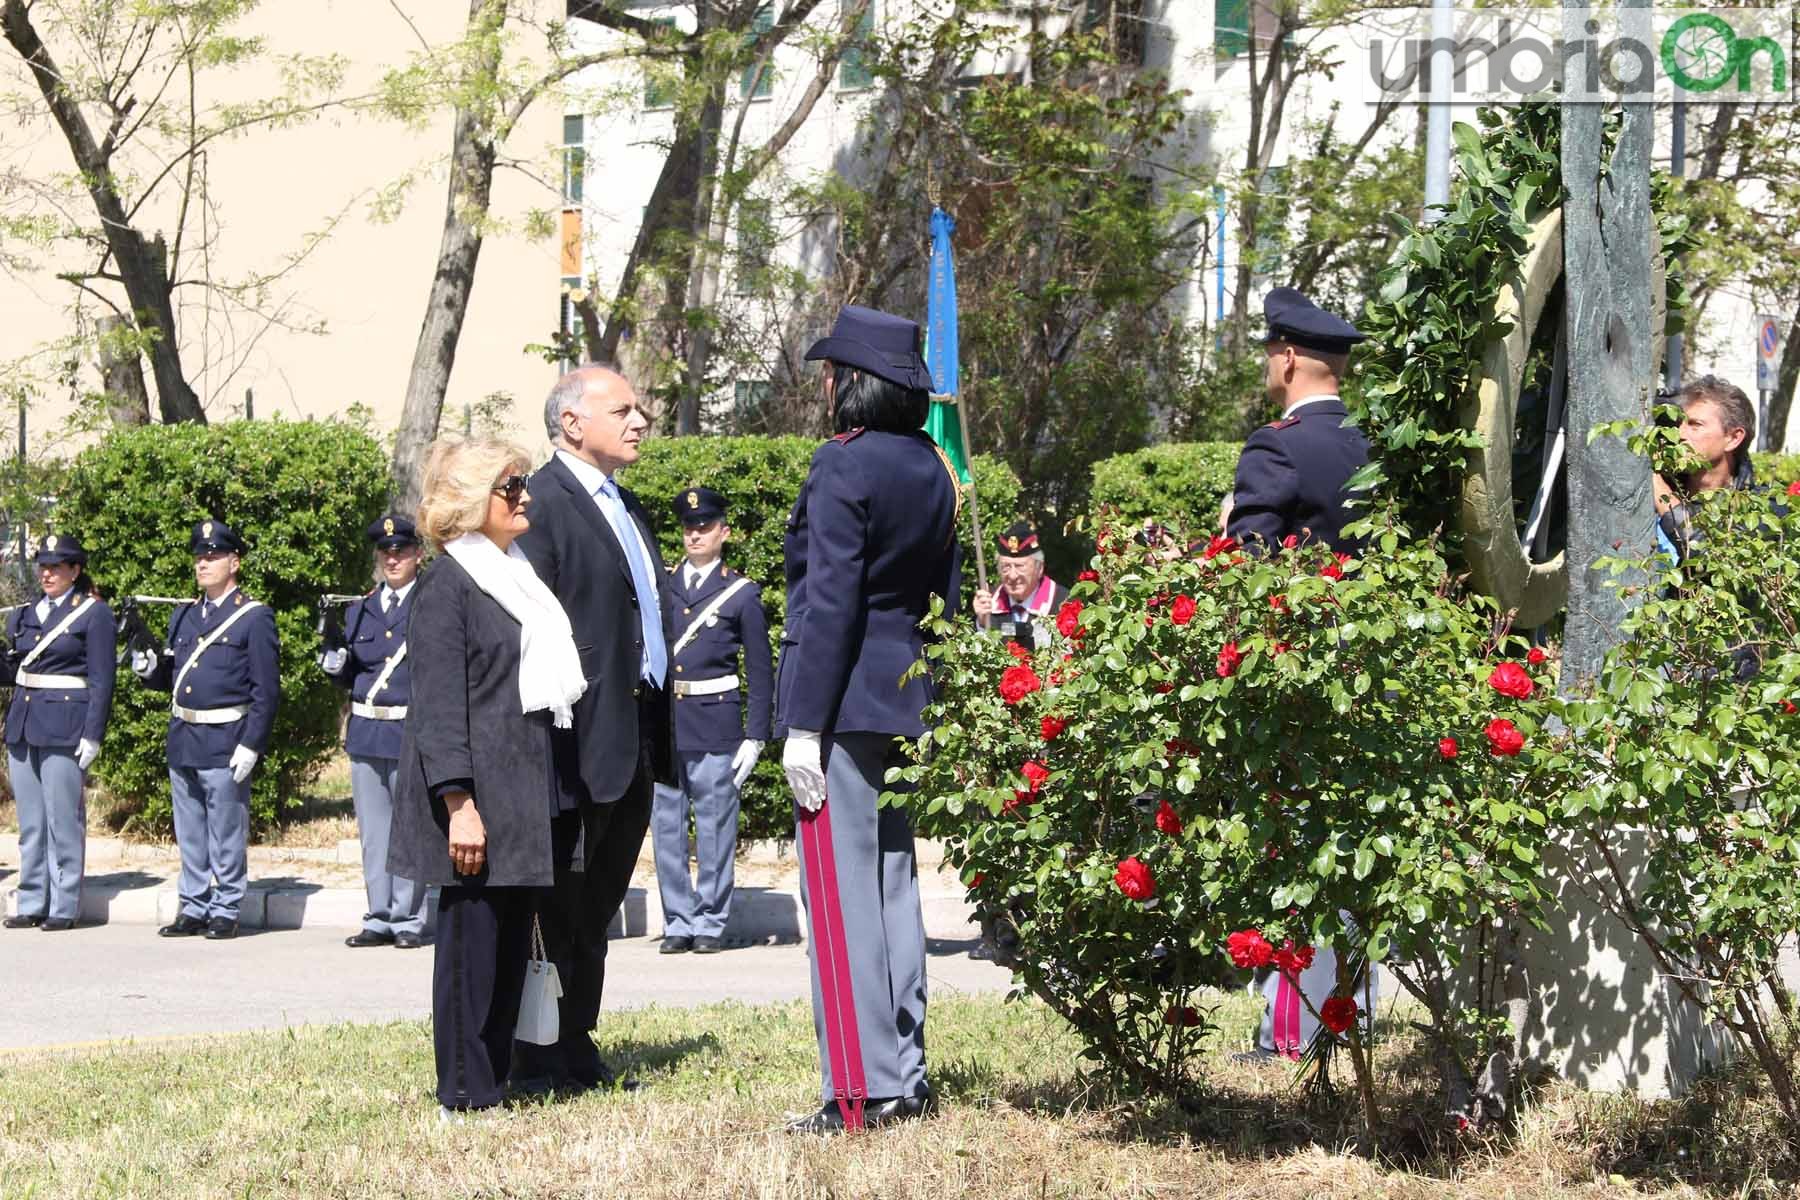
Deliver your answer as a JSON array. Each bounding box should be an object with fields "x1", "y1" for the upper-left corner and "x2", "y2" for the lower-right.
[{"x1": 0, "y1": 925, "x2": 1007, "y2": 1053}]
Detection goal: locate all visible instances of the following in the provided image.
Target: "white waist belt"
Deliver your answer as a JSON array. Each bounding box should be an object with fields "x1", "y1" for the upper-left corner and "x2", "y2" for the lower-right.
[
  {"x1": 16, "y1": 672, "x2": 86, "y2": 689},
  {"x1": 352, "y1": 701, "x2": 409, "y2": 721},
  {"x1": 172, "y1": 703, "x2": 247, "y2": 725},
  {"x1": 672, "y1": 674, "x2": 739, "y2": 698}
]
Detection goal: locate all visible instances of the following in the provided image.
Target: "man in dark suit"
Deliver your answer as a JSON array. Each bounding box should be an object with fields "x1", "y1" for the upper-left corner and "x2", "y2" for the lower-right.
[
  {"x1": 1226, "y1": 287, "x2": 1371, "y2": 554},
  {"x1": 513, "y1": 363, "x2": 673, "y2": 1093}
]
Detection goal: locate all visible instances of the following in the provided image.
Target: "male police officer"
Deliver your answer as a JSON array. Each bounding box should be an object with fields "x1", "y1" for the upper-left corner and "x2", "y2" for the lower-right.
[
  {"x1": 320, "y1": 514, "x2": 427, "y2": 949},
  {"x1": 653, "y1": 487, "x2": 773, "y2": 954},
  {"x1": 969, "y1": 521, "x2": 1067, "y2": 651},
  {"x1": 133, "y1": 519, "x2": 280, "y2": 940},
  {"x1": 1226, "y1": 287, "x2": 1370, "y2": 554}
]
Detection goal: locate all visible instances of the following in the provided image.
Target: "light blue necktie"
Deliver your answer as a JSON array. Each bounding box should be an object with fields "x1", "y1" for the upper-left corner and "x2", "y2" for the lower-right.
[{"x1": 597, "y1": 478, "x2": 668, "y2": 686}]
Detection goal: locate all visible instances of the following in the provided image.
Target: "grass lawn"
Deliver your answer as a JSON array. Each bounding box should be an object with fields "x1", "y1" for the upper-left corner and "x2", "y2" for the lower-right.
[{"x1": 0, "y1": 991, "x2": 1789, "y2": 1199}]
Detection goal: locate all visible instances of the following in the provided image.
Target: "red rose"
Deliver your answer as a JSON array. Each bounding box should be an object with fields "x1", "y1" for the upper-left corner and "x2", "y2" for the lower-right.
[
  {"x1": 1272, "y1": 940, "x2": 1315, "y2": 975},
  {"x1": 1271, "y1": 641, "x2": 1292, "y2": 655},
  {"x1": 1154, "y1": 798, "x2": 1183, "y2": 836},
  {"x1": 1487, "y1": 662, "x2": 1534, "y2": 700},
  {"x1": 1005, "y1": 641, "x2": 1030, "y2": 661},
  {"x1": 1320, "y1": 995, "x2": 1358, "y2": 1034},
  {"x1": 999, "y1": 664, "x2": 1041, "y2": 705},
  {"x1": 1021, "y1": 760, "x2": 1051, "y2": 793},
  {"x1": 1226, "y1": 929, "x2": 1274, "y2": 969},
  {"x1": 1526, "y1": 647, "x2": 1548, "y2": 666},
  {"x1": 1164, "y1": 737, "x2": 1200, "y2": 758},
  {"x1": 1155, "y1": 681, "x2": 1174, "y2": 694},
  {"x1": 1056, "y1": 600, "x2": 1085, "y2": 639},
  {"x1": 1320, "y1": 552, "x2": 1351, "y2": 581},
  {"x1": 1077, "y1": 569, "x2": 1099, "y2": 582},
  {"x1": 1002, "y1": 789, "x2": 1038, "y2": 816},
  {"x1": 966, "y1": 873, "x2": 984, "y2": 889},
  {"x1": 1040, "y1": 715, "x2": 1068, "y2": 740},
  {"x1": 1216, "y1": 641, "x2": 1243, "y2": 678},
  {"x1": 1782, "y1": 701, "x2": 1797, "y2": 715},
  {"x1": 1788, "y1": 481, "x2": 1800, "y2": 497},
  {"x1": 1202, "y1": 535, "x2": 1239, "y2": 560},
  {"x1": 1269, "y1": 594, "x2": 1288, "y2": 614},
  {"x1": 1437, "y1": 737, "x2": 1459, "y2": 760},
  {"x1": 1113, "y1": 856, "x2": 1155, "y2": 901},
  {"x1": 1484, "y1": 717, "x2": 1525, "y2": 757},
  {"x1": 1162, "y1": 1005, "x2": 1202, "y2": 1027},
  {"x1": 1146, "y1": 593, "x2": 1165, "y2": 609},
  {"x1": 1169, "y1": 595, "x2": 1197, "y2": 625},
  {"x1": 1281, "y1": 534, "x2": 1299, "y2": 549}
]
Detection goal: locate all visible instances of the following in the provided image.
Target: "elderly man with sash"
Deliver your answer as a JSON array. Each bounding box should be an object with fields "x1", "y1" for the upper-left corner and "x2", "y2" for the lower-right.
[
  {"x1": 321, "y1": 514, "x2": 428, "y2": 949},
  {"x1": 968, "y1": 521, "x2": 1067, "y2": 651},
  {"x1": 133, "y1": 519, "x2": 280, "y2": 941}
]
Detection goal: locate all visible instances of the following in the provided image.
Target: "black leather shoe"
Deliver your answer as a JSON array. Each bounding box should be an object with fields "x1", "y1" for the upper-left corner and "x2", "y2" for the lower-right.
[
  {"x1": 659, "y1": 935, "x2": 694, "y2": 954},
  {"x1": 345, "y1": 929, "x2": 394, "y2": 948},
  {"x1": 691, "y1": 935, "x2": 723, "y2": 954},
  {"x1": 393, "y1": 932, "x2": 423, "y2": 949},
  {"x1": 41, "y1": 917, "x2": 75, "y2": 932},
  {"x1": 205, "y1": 918, "x2": 239, "y2": 940},
  {"x1": 787, "y1": 1093, "x2": 934, "y2": 1134},
  {"x1": 4, "y1": 914, "x2": 44, "y2": 929},
  {"x1": 159, "y1": 914, "x2": 207, "y2": 938}
]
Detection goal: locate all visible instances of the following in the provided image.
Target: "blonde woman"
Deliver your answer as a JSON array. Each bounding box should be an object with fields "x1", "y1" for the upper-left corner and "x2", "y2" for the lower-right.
[{"x1": 387, "y1": 438, "x2": 586, "y2": 1117}]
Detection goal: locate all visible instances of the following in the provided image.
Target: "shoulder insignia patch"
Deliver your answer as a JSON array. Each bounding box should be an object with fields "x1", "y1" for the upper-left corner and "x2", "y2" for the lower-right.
[
  {"x1": 234, "y1": 595, "x2": 244, "y2": 606},
  {"x1": 1267, "y1": 416, "x2": 1300, "y2": 430},
  {"x1": 831, "y1": 427, "x2": 866, "y2": 444}
]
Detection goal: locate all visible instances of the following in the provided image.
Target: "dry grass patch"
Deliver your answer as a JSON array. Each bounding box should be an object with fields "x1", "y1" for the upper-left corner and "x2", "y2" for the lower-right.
[{"x1": 0, "y1": 994, "x2": 1789, "y2": 1198}]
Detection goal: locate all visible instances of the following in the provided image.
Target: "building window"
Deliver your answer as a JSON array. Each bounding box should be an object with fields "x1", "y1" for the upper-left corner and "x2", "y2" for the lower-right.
[
  {"x1": 838, "y1": 0, "x2": 875, "y2": 90},
  {"x1": 1216, "y1": 0, "x2": 1291, "y2": 65},
  {"x1": 734, "y1": 379, "x2": 772, "y2": 423},
  {"x1": 561, "y1": 114, "x2": 585, "y2": 204},
  {"x1": 735, "y1": 199, "x2": 772, "y2": 294},
  {"x1": 644, "y1": 16, "x2": 680, "y2": 109},
  {"x1": 559, "y1": 277, "x2": 583, "y2": 371},
  {"x1": 741, "y1": 5, "x2": 775, "y2": 99}
]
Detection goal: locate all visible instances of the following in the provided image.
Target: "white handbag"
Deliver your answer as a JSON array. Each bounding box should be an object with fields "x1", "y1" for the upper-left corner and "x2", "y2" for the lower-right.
[{"x1": 515, "y1": 915, "x2": 563, "y2": 1046}]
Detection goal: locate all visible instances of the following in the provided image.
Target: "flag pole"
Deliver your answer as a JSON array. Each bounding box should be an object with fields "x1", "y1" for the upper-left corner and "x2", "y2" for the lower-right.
[{"x1": 956, "y1": 396, "x2": 991, "y2": 626}]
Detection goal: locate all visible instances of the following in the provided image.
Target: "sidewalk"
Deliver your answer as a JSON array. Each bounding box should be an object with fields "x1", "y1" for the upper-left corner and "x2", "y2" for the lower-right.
[{"x1": 0, "y1": 833, "x2": 981, "y2": 945}]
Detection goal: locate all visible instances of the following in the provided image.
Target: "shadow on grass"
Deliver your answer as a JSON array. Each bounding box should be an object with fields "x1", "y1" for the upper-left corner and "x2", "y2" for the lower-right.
[{"x1": 613, "y1": 1032, "x2": 725, "y2": 1079}]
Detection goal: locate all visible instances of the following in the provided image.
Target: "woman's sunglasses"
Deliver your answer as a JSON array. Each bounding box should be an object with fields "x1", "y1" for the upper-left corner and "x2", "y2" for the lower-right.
[{"x1": 492, "y1": 475, "x2": 528, "y2": 505}]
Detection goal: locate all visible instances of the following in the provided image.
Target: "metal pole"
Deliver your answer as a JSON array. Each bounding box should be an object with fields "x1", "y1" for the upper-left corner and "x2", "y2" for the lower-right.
[
  {"x1": 1423, "y1": 0, "x2": 1453, "y2": 223},
  {"x1": 245, "y1": 386, "x2": 254, "y2": 421},
  {"x1": 1760, "y1": 389, "x2": 1772, "y2": 452},
  {"x1": 1665, "y1": 97, "x2": 1686, "y2": 388},
  {"x1": 954, "y1": 399, "x2": 992, "y2": 626},
  {"x1": 15, "y1": 396, "x2": 25, "y2": 590}
]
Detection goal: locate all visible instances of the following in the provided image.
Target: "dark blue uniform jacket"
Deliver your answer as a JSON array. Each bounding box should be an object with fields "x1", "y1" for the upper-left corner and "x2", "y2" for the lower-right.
[
  {"x1": 668, "y1": 564, "x2": 773, "y2": 754},
  {"x1": 777, "y1": 429, "x2": 960, "y2": 738},
  {"x1": 4, "y1": 593, "x2": 116, "y2": 749},
  {"x1": 322, "y1": 586, "x2": 415, "y2": 761},
  {"x1": 141, "y1": 590, "x2": 281, "y2": 769},
  {"x1": 1226, "y1": 397, "x2": 1370, "y2": 553}
]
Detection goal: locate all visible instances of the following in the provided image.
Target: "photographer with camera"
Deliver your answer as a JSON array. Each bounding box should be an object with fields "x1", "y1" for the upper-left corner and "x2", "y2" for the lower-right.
[{"x1": 3, "y1": 535, "x2": 115, "y2": 932}]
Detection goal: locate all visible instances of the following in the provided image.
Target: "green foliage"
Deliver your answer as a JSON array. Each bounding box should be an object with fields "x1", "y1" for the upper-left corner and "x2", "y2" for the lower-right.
[
  {"x1": 1753, "y1": 451, "x2": 1800, "y2": 488},
  {"x1": 621, "y1": 434, "x2": 1019, "y2": 841},
  {"x1": 1088, "y1": 442, "x2": 1242, "y2": 533},
  {"x1": 894, "y1": 513, "x2": 1556, "y2": 1128},
  {"x1": 54, "y1": 421, "x2": 391, "y2": 830}
]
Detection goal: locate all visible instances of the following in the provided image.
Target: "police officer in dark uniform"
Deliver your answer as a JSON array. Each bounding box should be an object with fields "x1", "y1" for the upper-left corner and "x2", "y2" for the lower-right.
[
  {"x1": 1225, "y1": 287, "x2": 1371, "y2": 554},
  {"x1": 652, "y1": 486, "x2": 774, "y2": 954},
  {"x1": 970, "y1": 521, "x2": 1067, "y2": 651},
  {"x1": 2, "y1": 535, "x2": 115, "y2": 931},
  {"x1": 780, "y1": 305, "x2": 961, "y2": 1134},
  {"x1": 320, "y1": 514, "x2": 428, "y2": 949},
  {"x1": 132, "y1": 519, "x2": 281, "y2": 940}
]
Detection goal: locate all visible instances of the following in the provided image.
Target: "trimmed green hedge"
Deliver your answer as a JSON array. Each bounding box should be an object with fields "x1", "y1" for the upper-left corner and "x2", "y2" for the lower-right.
[
  {"x1": 55, "y1": 421, "x2": 392, "y2": 831},
  {"x1": 620, "y1": 434, "x2": 1021, "y2": 841},
  {"x1": 1087, "y1": 441, "x2": 1242, "y2": 535}
]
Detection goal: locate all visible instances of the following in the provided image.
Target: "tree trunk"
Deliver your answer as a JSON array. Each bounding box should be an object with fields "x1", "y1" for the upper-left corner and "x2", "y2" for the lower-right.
[
  {"x1": 389, "y1": 0, "x2": 504, "y2": 513},
  {"x1": 1771, "y1": 297, "x2": 1800, "y2": 450},
  {"x1": 676, "y1": 82, "x2": 727, "y2": 436},
  {"x1": 1, "y1": 0, "x2": 205, "y2": 425},
  {"x1": 95, "y1": 315, "x2": 151, "y2": 426}
]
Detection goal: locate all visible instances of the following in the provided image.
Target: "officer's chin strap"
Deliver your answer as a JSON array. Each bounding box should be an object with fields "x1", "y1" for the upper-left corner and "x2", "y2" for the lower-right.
[{"x1": 799, "y1": 784, "x2": 868, "y2": 1133}]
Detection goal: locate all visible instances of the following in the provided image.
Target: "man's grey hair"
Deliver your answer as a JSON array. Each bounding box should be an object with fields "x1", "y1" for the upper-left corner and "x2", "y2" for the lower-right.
[{"x1": 543, "y1": 362, "x2": 624, "y2": 443}]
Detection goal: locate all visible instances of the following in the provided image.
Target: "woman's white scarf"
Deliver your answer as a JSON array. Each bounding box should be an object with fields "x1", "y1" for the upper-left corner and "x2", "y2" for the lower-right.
[{"x1": 444, "y1": 532, "x2": 586, "y2": 729}]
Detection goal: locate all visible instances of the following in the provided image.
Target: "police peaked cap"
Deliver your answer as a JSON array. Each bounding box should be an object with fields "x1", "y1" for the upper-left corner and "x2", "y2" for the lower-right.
[
  {"x1": 672, "y1": 486, "x2": 727, "y2": 527},
  {"x1": 996, "y1": 521, "x2": 1041, "y2": 557},
  {"x1": 33, "y1": 533, "x2": 87, "y2": 566},
  {"x1": 803, "y1": 305, "x2": 937, "y2": 393},
  {"x1": 367, "y1": 513, "x2": 421, "y2": 549},
  {"x1": 190, "y1": 518, "x2": 247, "y2": 555},
  {"x1": 1263, "y1": 287, "x2": 1367, "y2": 354}
]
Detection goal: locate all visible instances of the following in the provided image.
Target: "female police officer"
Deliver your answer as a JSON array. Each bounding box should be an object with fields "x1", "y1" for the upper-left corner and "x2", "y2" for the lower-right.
[
  {"x1": 3, "y1": 535, "x2": 116, "y2": 931},
  {"x1": 780, "y1": 305, "x2": 960, "y2": 1133}
]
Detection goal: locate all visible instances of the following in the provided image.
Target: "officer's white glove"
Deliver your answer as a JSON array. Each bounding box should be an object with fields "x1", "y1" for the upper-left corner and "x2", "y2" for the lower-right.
[
  {"x1": 318, "y1": 648, "x2": 348, "y2": 675},
  {"x1": 75, "y1": 739, "x2": 99, "y2": 771},
  {"x1": 130, "y1": 650, "x2": 157, "y2": 678},
  {"x1": 229, "y1": 744, "x2": 259, "y2": 784},
  {"x1": 730, "y1": 739, "x2": 764, "y2": 790},
  {"x1": 782, "y1": 730, "x2": 826, "y2": 813}
]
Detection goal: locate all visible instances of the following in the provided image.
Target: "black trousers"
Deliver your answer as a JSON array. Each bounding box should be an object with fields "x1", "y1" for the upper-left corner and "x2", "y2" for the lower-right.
[
  {"x1": 513, "y1": 741, "x2": 655, "y2": 1087},
  {"x1": 433, "y1": 883, "x2": 534, "y2": 1109}
]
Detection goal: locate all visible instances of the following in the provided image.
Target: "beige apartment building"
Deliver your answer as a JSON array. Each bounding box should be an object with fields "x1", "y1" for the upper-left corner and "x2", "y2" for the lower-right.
[{"x1": 0, "y1": 1, "x2": 563, "y2": 457}]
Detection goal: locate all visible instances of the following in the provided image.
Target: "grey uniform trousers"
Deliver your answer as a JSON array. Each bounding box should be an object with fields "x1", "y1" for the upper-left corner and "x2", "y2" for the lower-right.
[
  {"x1": 651, "y1": 750, "x2": 739, "y2": 939},
  {"x1": 350, "y1": 754, "x2": 426, "y2": 937},
  {"x1": 1255, "y1": 942, "x2": 1379, "y2": 1055},
  {"x1": 169, "y1": 766, "x2": 250, "y2": 922},
  {"x1": 795, "y1": 732, "x2": 929, "y2": 1103},
  {"x1": 8, "y1": 745, "x2": 86, "y2": 921}
]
